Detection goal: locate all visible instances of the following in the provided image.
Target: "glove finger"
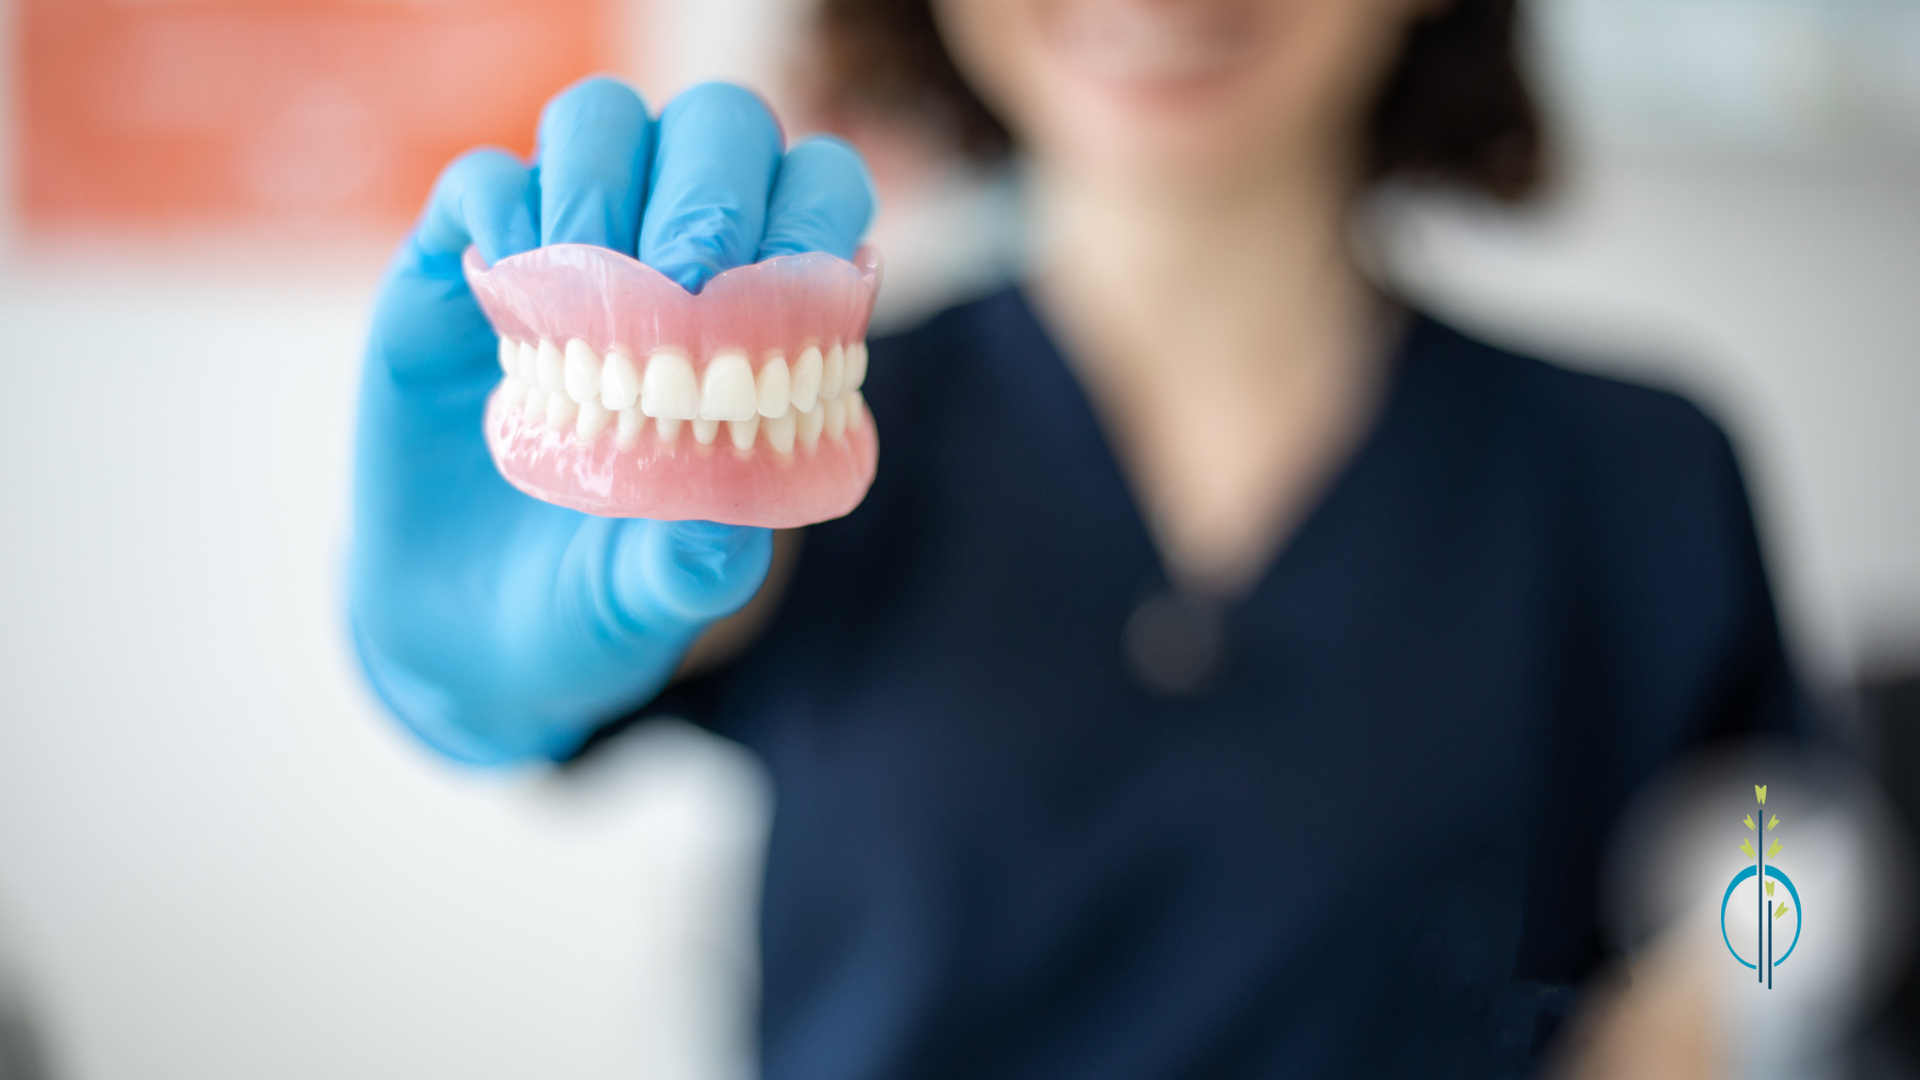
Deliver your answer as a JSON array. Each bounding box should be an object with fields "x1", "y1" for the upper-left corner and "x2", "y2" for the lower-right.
[
  {"x1": 611, "y1": 520, "x2": 774, "y2": 628},
  {"x1": 415, "y1": 148, "x2": 538, "y2": 269},
  {"x1": 535, "y1": 77, "x2": 654, "y2": 253},
  {"x1": 639, "y1": 83, "x2": 785, "y2": 293},
  {"x1": 756, "y1": 136, "x2": 877, "y2": 261}
]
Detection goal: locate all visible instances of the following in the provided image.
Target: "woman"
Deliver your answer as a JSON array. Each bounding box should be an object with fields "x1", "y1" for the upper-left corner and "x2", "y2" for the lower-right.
[{"x1": 350, "y1": 0, "x2": 1798, "y2": 1075}]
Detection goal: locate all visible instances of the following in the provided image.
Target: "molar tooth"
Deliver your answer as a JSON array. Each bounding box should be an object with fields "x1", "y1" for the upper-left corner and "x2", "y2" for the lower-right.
[
  {"x1": 765, "y1": 409, "x2": 796, "y2": 454},
  {"x1": 821, "y1": 343, "x2": 846, "y2": 400},
  {"x1": 564, "y1": 339, "x2": 602, "y2": 404},
  {"x1": 797, "y1": 402, "x2": 824, "y2": 450},
  {"x1": 641, "y1": 350, "x2": 700, "y2": 419},
  {"x1": 728, "y1": 414, "x2": 760, "y2": 452},
  {"x1": 517, "y1": 341, "x2": 540, "y2": 386},
  {"x1": 655, "y1": 416, "x2": 683, "y2": 443},
  {"x1": 575, "y1": 398, "x2": 613, "y2": 442},
  {"x1": 693, "y1": 418, "x2": 719, "y2": 445},
  {"x1": 846, "y1": 341, "x2": 868, "y2": 391},
  {"x1": 756, "y1": 355, "x2": 791, "y2": 418},
  {"x1": 600, "y1": 349, "x2": 641, "y2": 411},
  {"x1": 497, "y1": 376, "x2": 527, "y2": 412},
  {"x1": 699, "y1": 350, "x2": 758, "y2": 421},
  {"x1": 791, "y1": 345, "x2": 823, "y2": 413},
  {"x1": 537, "y1": 340, "x2": 565, "y2": 394},
  {"x1": 616, "y1": 408, "x2": 644, "y2": 450},
  {"x1": 524, "y1": 386, "x2": 547, "y2": 418},
  {"x1": 498, "y1": 337, "x2": 518, "y2": 377},
  {"x1": 846, "y1": 389, "x2": 866, "y2": 431},
  {"x1": 546, "y1": 392, "x2": 579, "y2": 431},
  {"x1": 824, "y1": 396, "x2": 847, "y2": 439}
]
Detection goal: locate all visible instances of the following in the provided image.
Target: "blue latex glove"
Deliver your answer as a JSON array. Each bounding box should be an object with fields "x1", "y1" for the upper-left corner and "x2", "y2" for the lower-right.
[{"x1": 350, "y1": 79, "x2": 876, "y2": 765}]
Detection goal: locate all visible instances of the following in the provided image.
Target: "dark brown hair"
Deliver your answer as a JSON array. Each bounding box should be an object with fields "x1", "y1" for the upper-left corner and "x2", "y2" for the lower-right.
[{"x1": 811, "y1": 0, "x2": 1544, "y2": 201}]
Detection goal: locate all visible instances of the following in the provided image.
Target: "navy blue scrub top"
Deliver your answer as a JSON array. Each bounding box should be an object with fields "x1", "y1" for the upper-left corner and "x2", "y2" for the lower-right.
[{"x1": 595, "y1": 288, "x2": 1799, "y2": 1079}]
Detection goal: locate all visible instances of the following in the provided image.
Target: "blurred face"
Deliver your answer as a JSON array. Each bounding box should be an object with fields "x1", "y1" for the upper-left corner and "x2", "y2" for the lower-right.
[{"x1": 933, "y1": 0, "x2": 1440, "y2": 192}]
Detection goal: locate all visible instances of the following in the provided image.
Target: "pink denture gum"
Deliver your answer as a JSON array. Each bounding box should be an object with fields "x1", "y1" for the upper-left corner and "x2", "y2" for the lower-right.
[{"x1": 464, "y1": 243, "x2": 882, "y2": 528}]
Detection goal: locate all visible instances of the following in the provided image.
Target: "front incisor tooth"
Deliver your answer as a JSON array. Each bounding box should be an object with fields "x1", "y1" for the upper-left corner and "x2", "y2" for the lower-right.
[
  {"x1": 821, "y1": 344, "x2": 846, "y2": 400},
  {"x1": 600, "y1": 349, "x2": 641, "y2": 411},
  {"x1": 517, "y1": 341, "x2": 540, "y2": 386},
  {"x1": 575, "y1": 398, "x2": 613, "y2": 442},
  {"x1": 564, "y1": 339, "x2": 602, "y2": 404},
  {"x1": 797, "y1": 402, "x2": 825, "y2": 449},
  {"x1": 498, "y1": 337, "x2": 518, "y2": 377},
  {"x1": 765, "y1": 409, "x2": 796, "y2": 454},
  {"x1": 546, "y1": 392, "x2": 579, "y2": 431},
  {"x1": 693, "y1": 418, "x2": 720, "y2": 445},
  {"x1": 846, "y1": 341, "x2": 869, "y2": 391},
  {"x1": 700, "y1": 350, "x2": 758, "y2": 421},
  {"x1": 641, "y1": 350, "x2": 700, "y2": 419},
  {"x1": 756, "y1": 355, "x2": 791, "y2": 418},
  {"x1": 824, "y1": 396, "x2": 847, "y2": 439},
  {"x1": 791, "y1": 346, "x2": 823, "y2": 413},
  {"x1": 616, "y1": 408, "x2": 644, "y2": 450},
  {"x1": 728, "y1": 414, "x2": 759, "y2": 451},
  {"x1": 655, "y1": 416, "x2": 683, "y2": 443},
  {"x1": 537, "y1": 340, "x2": 566, "y2": 394}
]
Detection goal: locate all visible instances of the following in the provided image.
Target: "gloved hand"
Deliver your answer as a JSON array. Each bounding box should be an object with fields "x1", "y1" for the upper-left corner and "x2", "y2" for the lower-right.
[{"x1": 350, "y1": 78, "x2": 876, "y2": 765}]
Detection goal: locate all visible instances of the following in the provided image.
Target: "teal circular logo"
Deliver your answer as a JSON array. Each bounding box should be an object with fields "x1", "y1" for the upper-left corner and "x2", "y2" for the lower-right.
[{"x1": 1720, "y1": 865, "x2": 1802, "y2": 969}]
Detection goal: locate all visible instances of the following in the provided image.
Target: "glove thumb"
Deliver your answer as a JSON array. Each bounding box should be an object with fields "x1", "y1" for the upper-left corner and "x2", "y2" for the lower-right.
[{"x1": 611, "y1": 519, "x2": 775, "y2": 630}]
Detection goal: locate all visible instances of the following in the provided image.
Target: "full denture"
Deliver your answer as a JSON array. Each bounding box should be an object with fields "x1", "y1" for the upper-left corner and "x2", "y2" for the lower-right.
[{"x1": 464, "y1": 244, "x2": 882, "y2": 527}]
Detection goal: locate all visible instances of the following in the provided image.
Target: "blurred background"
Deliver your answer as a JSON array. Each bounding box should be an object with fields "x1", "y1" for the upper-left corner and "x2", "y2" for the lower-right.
[{"x1": 0, "y1": 0, "x2": 1915, "y2": 1077}]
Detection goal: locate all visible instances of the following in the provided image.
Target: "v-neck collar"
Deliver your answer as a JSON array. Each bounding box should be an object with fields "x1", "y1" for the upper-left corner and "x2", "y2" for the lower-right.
[{"x1": 970, "y1": 285, "x2": 1427, "y2": 613}]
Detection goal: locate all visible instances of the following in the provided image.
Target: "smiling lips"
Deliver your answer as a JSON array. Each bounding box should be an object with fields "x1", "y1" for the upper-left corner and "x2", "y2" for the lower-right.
[{"x1": 464, "y1": 243, "x2": 882, "y2": 528}]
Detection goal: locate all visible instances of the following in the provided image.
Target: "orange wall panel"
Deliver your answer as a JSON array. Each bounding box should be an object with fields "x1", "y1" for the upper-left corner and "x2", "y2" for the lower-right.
[{"x1": 18, "y1": 0, "x2": 625, "y2": 233}]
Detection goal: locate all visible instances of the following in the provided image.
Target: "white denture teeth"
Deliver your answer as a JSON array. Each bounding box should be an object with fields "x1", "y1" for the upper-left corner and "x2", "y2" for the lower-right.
[
  {"x1": 642, "y1": 350, "x2": 700, "y2": 419},
  {"x1": 517, "y1": 341, "x2": 540, "y2": 387},
  {"x1": 498, "y1": 337, "x2": 519, "y2": 377},
  {"x1": 524, "y1": 386, "x2": 548, "y2": 418},
  {"x1": 564, "y1": 339, "x2": 601, "y2": 404},
  {"x1": 575, "y1": 398, "x2": 613, "y2": 442},
  {"x1": 600, "y1": 349, "x2": 641, "y2": 411},
  {"x1": 700, "y1": 350, "x2": 758, "y2": 421},
  {"x1": 791, "y1": 346, "x2": 823, "y2": 413},
  {"x1": 822, "y1": 344, "x2": 846, "y2": 400},
  {"x1": 537, "y1": 340, "x2": 566, "y2": 394},
  {"x1": 757, "y1": 355, "x2": 791, "y2": 418},
  {"x1": 846, "y1": 389, "x2": 865, "y2": 431},
  {"x1": 616, "y1": 408, "x2": 644, "y2": 450},
  {"x1": 797, "y1": 402, "x2": 824, "y2": 449},
  {"x1": 765, "y1": 409, "x2": 796, "y2": 454},
  {"x1": 824, "y1": 396, "x2": 847, "y2": 440},
  {"x1": 846, "y1": 341, "x2": 868, "y2": 392},
  {"x1": 498, "y1": 376, "x2": 527, "y2": 411},
  {"x1": 728, "y1": 414, "x2": 759, "y2": 451},
  {"x1": 546, "y1": 392, "x2": 579, "y2": 431},
  {"x1": 692, "y1": 418, "x2": 719, "y2": 445},
  {"x1": 655, "y1": 416, "x2": 683, "y2": 443}
]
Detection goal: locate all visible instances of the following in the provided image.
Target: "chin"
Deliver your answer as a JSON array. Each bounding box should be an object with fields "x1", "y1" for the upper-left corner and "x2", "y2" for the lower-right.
[{"x1": 1037, "y1": 75, "x2": 1308, "y2": 189}]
